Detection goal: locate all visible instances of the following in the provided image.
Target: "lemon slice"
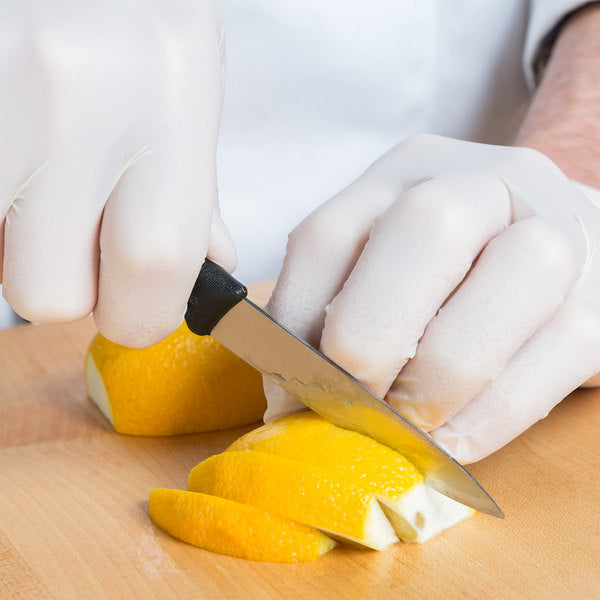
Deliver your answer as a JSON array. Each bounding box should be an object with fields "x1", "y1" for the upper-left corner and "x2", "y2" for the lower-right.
[
  {"x1": 227, "y1": 412, "x2": 474, "y2": 542},
  {"x1": 188, "y1": 450, "x2": 399, "y2": 550},
  {"x1": 149, "y1": 488, "x2": 335, "y2": 562},
  {"x1": 85, "y1": 323, "x2": 266, "y2": 435}
]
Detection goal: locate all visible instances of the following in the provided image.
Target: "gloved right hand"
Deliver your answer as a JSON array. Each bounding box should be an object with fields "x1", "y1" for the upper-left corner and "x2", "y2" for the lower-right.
[
  {"x1": 0, "y1": 0, "x2": 235, "y2": 347},
  {"x1": 264, "y1": 134, "x2": 600, "y2": 464}
]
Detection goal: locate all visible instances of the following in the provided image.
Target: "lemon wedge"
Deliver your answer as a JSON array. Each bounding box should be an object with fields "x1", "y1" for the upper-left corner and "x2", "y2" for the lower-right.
[
  {"x1": 188, "y1": 450, "x2": 399, "y2": 550},
  {"x1": 227, "y1": 412, "x2": 474, "y2": 542},
  {"x1": 149, "y1": 488, "x2": 336, "y2": 562},
  {"x1": 85, "y1": 323, "x2": 266, "y2": 435}
]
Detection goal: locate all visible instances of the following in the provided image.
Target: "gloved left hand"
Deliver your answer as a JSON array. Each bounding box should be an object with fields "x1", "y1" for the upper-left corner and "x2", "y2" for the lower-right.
[{"x1": 0, "y1": 0, "x2": 235, "y2": 347}]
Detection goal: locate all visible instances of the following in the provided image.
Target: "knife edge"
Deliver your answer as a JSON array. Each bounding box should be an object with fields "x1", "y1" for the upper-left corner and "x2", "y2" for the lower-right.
[{"x1": 185, "y1": 260, "x2": 503, "y2": 518}]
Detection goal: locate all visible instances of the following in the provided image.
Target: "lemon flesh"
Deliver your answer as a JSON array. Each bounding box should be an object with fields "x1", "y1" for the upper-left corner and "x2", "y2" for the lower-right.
[
  {"x1": 227, "y1": 412, "x2": 474, "y2": 542},
  {"x1": 188, "y1": 450, "x2": 399, "y2": 550},
  {"x1": 149, "y1": 488, "x2": 335, "y2": 562},
  {"x1": 85, "y1": 324, "x2": 266, "y2": 435}
]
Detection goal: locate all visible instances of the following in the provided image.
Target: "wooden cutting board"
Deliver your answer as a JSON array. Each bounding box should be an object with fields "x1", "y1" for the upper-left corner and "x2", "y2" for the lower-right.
[{"x1": 1, "y1": 284, "x2": 599, "y2": 599}]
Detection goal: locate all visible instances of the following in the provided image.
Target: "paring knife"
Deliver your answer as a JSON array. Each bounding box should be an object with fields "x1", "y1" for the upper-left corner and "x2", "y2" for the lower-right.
[{"x1": 185, "y1": 260, "x2": 503, "y2": 518}]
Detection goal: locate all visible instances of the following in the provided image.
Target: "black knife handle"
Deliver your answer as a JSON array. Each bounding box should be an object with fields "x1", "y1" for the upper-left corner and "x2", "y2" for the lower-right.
[{"x1": 185, "y1": 260, "x2": 248, "y2": 336}]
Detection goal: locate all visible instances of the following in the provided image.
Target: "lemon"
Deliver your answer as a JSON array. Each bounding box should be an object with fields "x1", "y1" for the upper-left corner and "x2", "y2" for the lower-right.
[
  {"x1": 227, "y1": 412, "x2": 474, "y2": 542},
  {"x1": 149, "y1": 488, "x2": 336, "y2": 562},
  {"x1": 149, "y1": 415, "x2": 474, "y2": 562},
  {"x1": 85, "y1": 323, "x2": 266, "y2": 435},
  {"x1": 188, "y1": 450, "x2": 399, "y2": 550}
]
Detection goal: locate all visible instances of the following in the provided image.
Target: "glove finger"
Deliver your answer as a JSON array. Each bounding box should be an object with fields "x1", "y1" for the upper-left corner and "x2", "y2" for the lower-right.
[
  {"x1": 320, "y1": 171, "x2": 511, "y2": 398},
  {"x1": 2, "y1": 160, "x2": 103, "y2": 322},
  {"x1": 95, "y1": 143, "x2": 225, "y2": 348},
  {"x1": 1, "y1": 164, "x2": 34, "y2": 283},
  {"x1": 263, "y1": 167, "x2": 401, "y2": 421},
  {"x1": 387, "y1": 214, "x2": 587, "y2": 430},
  {"x1": 266, "y1": 167, "x2": 399, "y2": 347},
  {"x1": 430, "y1": 296, "x2": 600, "y2": 464}
]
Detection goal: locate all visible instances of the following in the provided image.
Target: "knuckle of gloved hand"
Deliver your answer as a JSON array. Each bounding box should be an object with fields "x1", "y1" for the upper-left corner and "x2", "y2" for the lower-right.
[
  {"x1": 108, "y1": 224, "x2": 191, "y2": 280},
  {"x1": 288, "y1": 208, "x2": 361, "y2": 257},
  {"x1": 398, "y1": 181, "x2": 471, "y2": 241},
  {"x1": 519, "y1": 217, "x2": 587, "y2": 283},
  {"x1": 394, "y1": 133, "x2": 442, "y2": 156},
  {"x1": 6, "y1": 282, "x2": 93, "y2": 324},
  {"x1": 387, "y1": 132, "x2": 464, "y2": 168},
  {"x1": 383, "y1": 133, "x2": 442, "y2": 170}
]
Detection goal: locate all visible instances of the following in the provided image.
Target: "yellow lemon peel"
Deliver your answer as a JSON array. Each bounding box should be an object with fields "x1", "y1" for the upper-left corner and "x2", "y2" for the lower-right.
[
  {"x1": 228, "y1": 412, "x2": 474, "y2": 542},
  {"x1": 188, "y1": 450, "x2": 398, "y2": 550},
  {"x1": 149, "y1": 488, "x2": 336, "y2": 562},
  {"x1": 85, "y1": 323, "x2": 266, "y2": 435}
]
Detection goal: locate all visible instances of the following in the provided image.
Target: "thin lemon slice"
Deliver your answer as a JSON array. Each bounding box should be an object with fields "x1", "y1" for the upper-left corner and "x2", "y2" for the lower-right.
[
  {"x1": 227, "y1": 412, "x2": 474, "y2": 542},
  {"x1": 188, "y1": 450, "x2": 398, "y2": 550},
  {"x1": 85, "y1": 323, "x2": 266, "y2": 435},
  {"x1": 149, "y1": 488, "x2": 335, "y2": 562}
]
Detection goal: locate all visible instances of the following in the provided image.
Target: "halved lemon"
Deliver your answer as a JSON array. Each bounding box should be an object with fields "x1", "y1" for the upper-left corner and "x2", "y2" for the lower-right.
[{"x1": 227, "y1": 412, "x2": 474, "y2": 542}]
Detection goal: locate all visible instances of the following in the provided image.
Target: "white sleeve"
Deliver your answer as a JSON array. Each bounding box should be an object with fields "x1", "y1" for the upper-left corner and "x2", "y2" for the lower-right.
[{"x1": 523, "y1": 0, "x2": 592, "y2": 88}]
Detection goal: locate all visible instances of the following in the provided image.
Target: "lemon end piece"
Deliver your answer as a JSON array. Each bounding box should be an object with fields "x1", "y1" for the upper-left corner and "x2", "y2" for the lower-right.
[
  {"x1": 84, "y1": 325, "x2": 266, "y2": 436},
  {"x1": 227, "y1": 412, "x2": 474, "y2": 544}
]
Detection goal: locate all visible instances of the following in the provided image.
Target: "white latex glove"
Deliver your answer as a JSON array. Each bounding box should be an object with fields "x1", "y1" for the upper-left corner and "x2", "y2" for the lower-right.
[
  {"x1": 264, "y1": 134, "x2": 600, "y2": 464},
  {"x1": 0, "y1": 0, "x2": 235, "y2": 347}
]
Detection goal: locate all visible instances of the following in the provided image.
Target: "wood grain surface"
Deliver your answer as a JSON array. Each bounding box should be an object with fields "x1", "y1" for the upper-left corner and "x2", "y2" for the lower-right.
[{"x1": 1, "y1": 285, "x2": 599, "y2": 600}]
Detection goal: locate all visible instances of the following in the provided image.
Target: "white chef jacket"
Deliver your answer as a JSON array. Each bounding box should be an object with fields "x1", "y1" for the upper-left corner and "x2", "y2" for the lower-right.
[
  {"x1": 216, "y1": 0, "x2": 587, "y2": 283},
  {"x1": 0, "y1": 0, "x2": 588, "y2": 328}
]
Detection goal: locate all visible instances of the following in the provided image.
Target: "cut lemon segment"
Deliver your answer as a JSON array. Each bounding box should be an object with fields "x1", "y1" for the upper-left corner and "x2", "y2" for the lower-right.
[
  {"x1": 85, "y1": 323, "x2": 266, "y2": 435},
  {"x1": 188, "y1": 450, "x2": 398, "y2": 550},
  {"x1": 227, "y1": 411, "x2": 474, "y2": 542},
  {"x1": 149, "y1": 488, "x2": 335, "y2": 562}
]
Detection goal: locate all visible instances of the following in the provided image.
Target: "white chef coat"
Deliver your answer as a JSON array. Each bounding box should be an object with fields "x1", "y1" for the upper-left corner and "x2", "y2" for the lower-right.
[
  {"x1": 0, "y1": 0, "x2": 587, "y2": 328},
  {"x1": 216, "y1": 0, "x2": 586, "y2": 283}
]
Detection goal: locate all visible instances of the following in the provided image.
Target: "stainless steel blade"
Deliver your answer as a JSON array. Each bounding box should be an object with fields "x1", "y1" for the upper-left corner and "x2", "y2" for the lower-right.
[{"x1": 212, "y1": 298, "x2": 503, "y2": 518}]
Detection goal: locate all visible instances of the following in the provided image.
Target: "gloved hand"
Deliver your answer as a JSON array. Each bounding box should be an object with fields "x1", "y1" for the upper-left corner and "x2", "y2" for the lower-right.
[
  {"x1": 264, "y1": 134, "x2": 600, "y2": 463},
  {"x1": 0, "y1": 0, "x2": 235, "y2": 347}
]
